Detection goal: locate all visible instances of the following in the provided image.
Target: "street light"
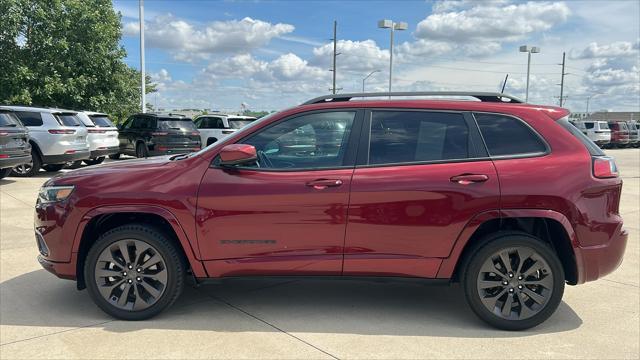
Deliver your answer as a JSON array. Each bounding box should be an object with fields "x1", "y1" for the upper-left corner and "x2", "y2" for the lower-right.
[
  {"x1": 519, "y1": 45, "x2": 540, "y2": 102},
  {"x1": 362, "y1": 70, "x2": 381, "y2": 92},
  {"x1": 378, "y1": 19, "x2": 407, "y2": 97}
]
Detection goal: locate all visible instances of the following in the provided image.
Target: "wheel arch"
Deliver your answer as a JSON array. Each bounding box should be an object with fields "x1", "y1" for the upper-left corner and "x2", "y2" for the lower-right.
[
  {"x1": 74, "y1": 206, "x2": 207, "y2": 290},
  {"x1": 28, "y1": 139, "x2": 43, "y2": 160},
  {"x1": 439, "y1": 209, "x2": 580, "y2": 285}
]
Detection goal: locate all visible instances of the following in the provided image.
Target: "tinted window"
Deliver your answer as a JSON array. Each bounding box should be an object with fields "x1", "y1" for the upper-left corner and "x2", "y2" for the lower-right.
[
  {"x1": 558, "y1": 117, "x2": 604, "y2": 156},
  {"x1": 14, "y1": 111, "x2": 43, "y2": 126},
  {"x1": 368, "y1": 111, "x2": 469, "y2": 165},
  {"x1": 131, "y1": 117, "x2": 145, "y2": 129},
  {"x1": 55, "y1": 114, "x2": 82, "y2": 126},
  {"x1": 243, "y1": 111, "x2": 355, "y2": 169},
  {"x1": 585, "y1": 122, "x2": 595, "y2": 129},
  {"x1": 0, "y1": 112, "x2": 22, "y2": 127},
  {"x1": 159, "y1": 119, "x2": 196, "y2": 130},
  {"x1": 475, "y1": 113, "x2": 546, "y2": 156},
  {"x1": 619, "y1": 122, "x2": 628, "y2": 130},
  {"x1": 89, "y1": 115, "x2": 115, "y2": 127},
  {"x1": 228, "y1": 117, "x2": 256, "y2": 129},
  {"x1": 197, "y1": 117, "x2": 223, "y2": 129}
]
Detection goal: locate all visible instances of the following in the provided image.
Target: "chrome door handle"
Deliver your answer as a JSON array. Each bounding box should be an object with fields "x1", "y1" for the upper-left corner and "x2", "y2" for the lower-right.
[
  {"x1": 450, "y1": 174, "x2": 489, "y2": 185},
  {"x1": 306, "y1": 179, "x2": 343, "y2": 190}
]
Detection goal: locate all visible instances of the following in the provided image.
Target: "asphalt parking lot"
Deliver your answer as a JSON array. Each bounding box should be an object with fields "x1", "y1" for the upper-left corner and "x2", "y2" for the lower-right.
[{"x1": 1, "y1": 149, "x2": 638, "y2": 359}]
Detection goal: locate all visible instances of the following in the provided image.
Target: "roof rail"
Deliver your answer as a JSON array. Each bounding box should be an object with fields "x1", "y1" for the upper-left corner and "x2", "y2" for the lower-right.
[{"x1": 302, "y1": 91, "x2": 525, "y2": 105}]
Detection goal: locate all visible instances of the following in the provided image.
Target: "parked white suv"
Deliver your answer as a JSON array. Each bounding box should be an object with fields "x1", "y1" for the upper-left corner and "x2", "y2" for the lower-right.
[
  {"x1": 76, "y1": 111, "x2": 119, "y2": 165},
  {"x1": 0, "y1": 106, "x2": 90, "y2": 177},
  {"x1": 574, "y1": 120, "x2": 611, "y2": 147},
  {"x1": 193, "y1": 114, "x2": 257, "y2": 147}
]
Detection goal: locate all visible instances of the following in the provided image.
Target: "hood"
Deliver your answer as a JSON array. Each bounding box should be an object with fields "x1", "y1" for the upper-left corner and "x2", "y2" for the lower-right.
[{"x1": 47, "y1": 156, "x2": 175, "y2": 186}]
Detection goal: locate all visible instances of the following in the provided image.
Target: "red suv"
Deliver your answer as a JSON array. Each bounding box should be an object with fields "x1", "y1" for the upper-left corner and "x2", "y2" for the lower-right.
[{"x1": 36, "y1": 92, "x2": 627, "y2": 330}]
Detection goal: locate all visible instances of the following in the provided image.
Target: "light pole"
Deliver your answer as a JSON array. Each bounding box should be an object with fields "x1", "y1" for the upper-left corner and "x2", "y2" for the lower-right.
[
  {"x1": 362, "y1": 70, "x2": 381, "y2": 92},
  {"x1": 378, "y1": 20, "x2": 407, "y2": 97},
  {"x1": 586, "y1": 93, "x2": 603, "y2": 114},
  {"x1": 139, "y1": 0, "x2": 146, "y2": 113},
  {"x1": 519, "y1": 45, "x2": 540, "y2": 102}
]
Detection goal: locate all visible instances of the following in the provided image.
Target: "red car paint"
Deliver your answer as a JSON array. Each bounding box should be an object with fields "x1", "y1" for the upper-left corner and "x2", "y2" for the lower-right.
[{"x1": 35, "y1": 99, "x2": 627, "y2": 287}]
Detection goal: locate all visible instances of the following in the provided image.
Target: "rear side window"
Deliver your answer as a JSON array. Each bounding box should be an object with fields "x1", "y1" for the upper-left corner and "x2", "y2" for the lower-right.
[
  {"x1": 0, "y1": 112, "x2": 22, "y2": 127},
  {"x1": 558, "y1": 117, "x2": 605, "y2": 156},
  {"x1": 585, "y1": 122, "x2": 595, "y2": 129},
  {"x1": 474, "y1": 113, "x2": 547, "y2": 157},
  {"x1": 14, "y1": 111, "x2": 43, "y2": 126},
  {"x1": 159, "y1": 119, "x2": 197, "y2": 130},
  {"x1": 55, "y1": 114, "x2": 82, "y2": 126},
  {"x1": 89, "y1": 115, "x2": 115, "y2": 128},
  {"x1": 368, "y1": 111, "x2": 469, "y2": 165}
]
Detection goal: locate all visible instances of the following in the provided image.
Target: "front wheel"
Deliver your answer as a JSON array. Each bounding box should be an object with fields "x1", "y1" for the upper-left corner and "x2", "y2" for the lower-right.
[
  {"x1": 136, "y1": 142, "x2": 148, "y2": 158},
  {"x1": 42, "y1": 164, "x2": 65, "y2": 172},
  {"x1": 11, "y1": 149, "x2": 41, "y2": 177},
  {"x1": 84, "y1": 224, "x2": 185, "y2": 320},
  {"x1": 108, "y1": 153, "x2": 121, "y2": 160},
  {"x1": 0, "y1": 168, "x2": 12, "y2": 179},
  {"x1": 84, "y1": 157, "x2": 105, "y2": 166},
  {"x1": 461, "y1": 232, "x2": 564, "y2": 330}
]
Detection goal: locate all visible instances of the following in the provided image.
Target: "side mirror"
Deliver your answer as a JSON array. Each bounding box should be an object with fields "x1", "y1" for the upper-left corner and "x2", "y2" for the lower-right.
[{"x1": 219, "y1": 144, "x2": 257, "y2": 167}]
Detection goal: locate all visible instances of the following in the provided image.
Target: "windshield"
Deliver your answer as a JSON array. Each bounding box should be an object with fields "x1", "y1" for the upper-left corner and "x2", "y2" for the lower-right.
[
  {"x1": 0, "y1": 112, "x2": 22, "y2": 127},
  {"x1": 90, "y1": 115, "x2": 115, "y2": 128},
  {"x1": 158, "y1": 119, "x2": 197, "y2": 130},
  {"x1": 55, "y1": 113, "x2": 82, "y2": 126},
  {"x1": 228, "y1": 118, "x2": 257, "y2": 129}
]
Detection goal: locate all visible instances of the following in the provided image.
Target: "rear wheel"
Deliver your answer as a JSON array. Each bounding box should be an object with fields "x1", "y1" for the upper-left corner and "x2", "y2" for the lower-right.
[
  {"x1": 11, "y1": 150, "x2": 41, "y2": 177},
  {"x1": 461, "y1": 232, "x2": 564, "y2": 330},
  {"x1": 42, "y1": 164, "x2": 65, "y2": 172},
  {"x1": 136, "y1": 142, "x2": 148, "y2": 158},
  {"x1": 0, "y1": 168, "x2": 12, "y2": 179},
  {"x1": 84, "y1": 224, "x2": 185, "y2": 320},
  {"x1": 66, "y1": 160, "x2": 83, "y2": 169},
  {"x1": 108, "y1": 153, "x2": 121, "y2": 160},
  {"x1": 84, "y1": 157, "x2": 105, "y2": 166}
]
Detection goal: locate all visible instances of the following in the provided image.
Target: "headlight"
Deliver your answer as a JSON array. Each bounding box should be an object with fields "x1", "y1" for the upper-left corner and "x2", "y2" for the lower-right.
[{"x1": 38, "y1": 186, "x2": 75, "y2": 203}]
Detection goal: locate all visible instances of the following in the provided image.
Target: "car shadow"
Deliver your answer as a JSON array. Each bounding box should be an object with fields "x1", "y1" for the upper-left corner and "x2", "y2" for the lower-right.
[
  {"x1": 1, "y1": 270, "x2": 582, "y2": 339},
  {"x1": 0, "y1": 178, "x2": 16, "y2": 185}
]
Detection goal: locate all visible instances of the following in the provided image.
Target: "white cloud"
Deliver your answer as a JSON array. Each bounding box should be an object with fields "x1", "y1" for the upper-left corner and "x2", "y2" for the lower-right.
[
  {"x1": 416, "y1": 1, "x2": 570, "y2": 43},
  {"x1": 311, "y1": 40, "x2": 389, "y2": 72},
  {"x1": 123, "y1": 15, "x2": 294, "y2": 59},
  {"x1": 570, "y1": 41, "x2": 640, "y2": 59}
]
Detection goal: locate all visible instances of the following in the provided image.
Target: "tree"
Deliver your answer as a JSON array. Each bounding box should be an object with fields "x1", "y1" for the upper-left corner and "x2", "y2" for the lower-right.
[{"x1": 0, "y1": 0, "x2": 155, "y2": 122}]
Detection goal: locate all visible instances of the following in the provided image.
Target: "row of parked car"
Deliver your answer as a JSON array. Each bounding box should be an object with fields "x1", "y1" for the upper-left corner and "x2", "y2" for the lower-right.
[
  {"x1": 0, "y1": 105, "x2": 258, "y2": 179},
  {"x1": 570, "y1": 119, "x2": 639, "y2": 148}
]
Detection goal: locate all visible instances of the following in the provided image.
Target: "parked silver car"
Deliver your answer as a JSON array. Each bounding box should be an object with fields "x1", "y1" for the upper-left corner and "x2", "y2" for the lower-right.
[
  {"x1": 0, "y1": 106, "x2": 90, "y2": 177},
  {"x1": 76, "y1": 111, "x2": 120, "y2": 165}
]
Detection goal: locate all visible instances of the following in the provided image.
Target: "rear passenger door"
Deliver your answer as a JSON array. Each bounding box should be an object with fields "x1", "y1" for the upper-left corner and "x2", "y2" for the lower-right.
[{"x1": 343, "y1": 110, "x2": 500, "y2": 278}]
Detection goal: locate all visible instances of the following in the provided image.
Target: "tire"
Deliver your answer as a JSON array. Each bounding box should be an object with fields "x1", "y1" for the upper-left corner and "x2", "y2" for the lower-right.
[
  {"x1": 11, "y1": 150, "x2": 41, "y2": 177},
  {"x1": 84, "y1": 224, "x2": 185, "y2": 320},
  {"x1": 42, "y1": 164, "x2": 65, "y2": 172},
  {"x1": 136, "y1": 142, "x2": 148, "y2": 158},
  {"x1": 461, "y1": 231, "x2": 564, "y2": 331},
  {"x1": 108, "y1": 153, "x2": 121, "y2": 160},
  {"x1": 0, "y1": 168, "x2": 12, "y2": 179},
  {"x1": 84, "y1": 157, "x2": 105, "y2": 166}
]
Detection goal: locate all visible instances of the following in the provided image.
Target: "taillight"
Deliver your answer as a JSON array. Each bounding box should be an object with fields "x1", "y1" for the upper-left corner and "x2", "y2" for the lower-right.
[
  {"x1": 0, "y1": 131, "x2": 9, "y2": 136},
  {"x1": 0, "y1": 154, "x2": 9, "y2": 159},
  {"x1": 87, "y1": 129, "x2": 107, "y2": 134},
  {"x1": 593, "y1": 156, "x2": 619, "y2": 178},
  {"x1": 190, "y1": 131, "x2": 199, "y2": 136},
  {"x1": 48, "y1": 129, "x2": 76, "y2": 134},
  {"x1": 151, "y1": 132, "x2": 168, "y2": 136}
]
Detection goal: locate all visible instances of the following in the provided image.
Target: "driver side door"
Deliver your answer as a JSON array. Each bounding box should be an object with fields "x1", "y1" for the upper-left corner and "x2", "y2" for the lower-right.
[{"x1": 196, "y1": 110, "x2": 363, "y2": 277}]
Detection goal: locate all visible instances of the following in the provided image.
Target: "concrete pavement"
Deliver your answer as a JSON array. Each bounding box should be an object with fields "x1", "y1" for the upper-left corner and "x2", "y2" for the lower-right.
[{"x1": 1, "y1": 149, "x2": 638, "y2": 359}]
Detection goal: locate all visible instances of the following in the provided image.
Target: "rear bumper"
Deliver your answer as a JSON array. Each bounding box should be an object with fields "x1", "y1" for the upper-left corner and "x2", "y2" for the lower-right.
[
  {"x1": 42, "y1": 151, "x2": 91, "y2": 164},
  {"x1": 148, "y1": 147, "x2": 201, "y2": 156},
  {"x1": 0, "y1": 154, "x2": 32, "y2": 169},
  {"x1": 89, "y1": 146, "x2": 119, "y2": 158},
  {"x1": 576, "y1": 224, "x2": 628, "y2": 284}
]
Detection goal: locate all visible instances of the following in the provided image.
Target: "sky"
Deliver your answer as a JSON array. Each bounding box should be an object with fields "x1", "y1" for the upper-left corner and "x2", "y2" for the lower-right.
[{"x1": 113, "y1": 0, "x2": 640, "y2": 113}]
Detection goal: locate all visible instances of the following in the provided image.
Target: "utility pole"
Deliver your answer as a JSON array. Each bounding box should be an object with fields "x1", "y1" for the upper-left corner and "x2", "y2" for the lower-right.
[
  {"x1": 558, "y1": 52, "x2": 568, "y2": 107},
  {"x1": 139, "y1": 0, "x2": 146, "y2": 113},
  {"x1": 330, "y1": 21, "x2": 338, "y2": 94}
]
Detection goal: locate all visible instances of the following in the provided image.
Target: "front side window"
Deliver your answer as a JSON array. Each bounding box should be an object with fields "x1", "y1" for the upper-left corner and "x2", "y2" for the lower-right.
[
  {"x1": 368, "y1": 111, "x2": 469, "y2": 165},
  {"x1": 242, "y1": 111, "x2": 355, "y2": 169},
  {"x1": 475, "y1": 113, "x2": 547, "y2": 157},
  {"x1": 14, "y1": 111, "x2": 43, "y2": 126}
]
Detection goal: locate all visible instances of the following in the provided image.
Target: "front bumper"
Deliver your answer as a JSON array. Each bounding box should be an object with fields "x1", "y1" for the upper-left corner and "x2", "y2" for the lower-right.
[
  {"x1": 42, "y1": 151, "x2": 91, "y2": 164},
  {"x1": 89, "y1": 146, "x2": 119, "y2": 158},
  {"x1": 576, "y1": 225, "x2": 628, "y2": 284},
  {"x1": 0, "y1": 154, "x2": 32, "y2": 169},
  {"x1": 148, "y1": 146, "x2": 201, "y2": 157},
  {"x1": 38, "y1": 254, "x2": 77, "y2": 280}
]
